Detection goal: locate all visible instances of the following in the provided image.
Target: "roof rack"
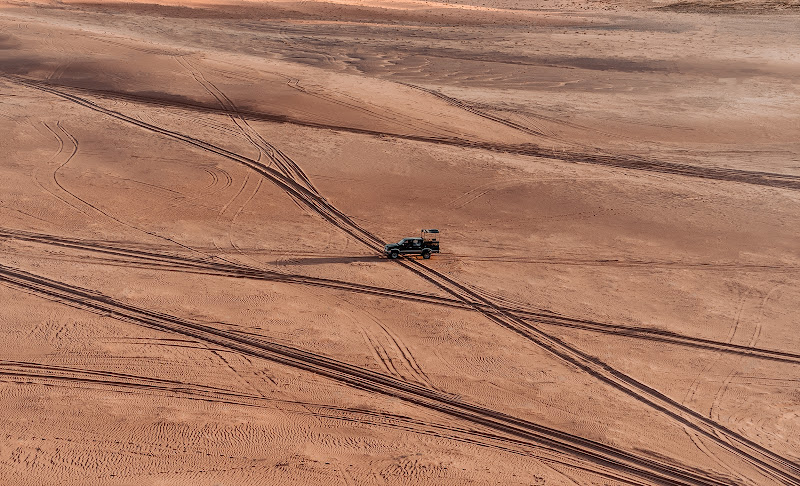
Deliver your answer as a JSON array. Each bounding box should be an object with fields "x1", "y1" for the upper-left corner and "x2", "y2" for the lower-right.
[{"x1": 421, "y1": 229, "x2": 439, "y2": 242}]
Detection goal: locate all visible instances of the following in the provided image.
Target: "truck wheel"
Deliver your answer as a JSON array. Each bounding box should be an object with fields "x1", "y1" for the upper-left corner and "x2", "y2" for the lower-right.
[
  {"x1": 422, "y1": 250, "x2": 431, "y2": 259},
  {"x1": 390, "y1": 250, "x2": 399, "y2": 259}
]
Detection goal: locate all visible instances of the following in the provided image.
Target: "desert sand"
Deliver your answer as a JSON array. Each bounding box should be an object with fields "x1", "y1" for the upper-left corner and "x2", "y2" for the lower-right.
[{"x1": 0, "y1": 0, "x2": 799, "y2": 484}]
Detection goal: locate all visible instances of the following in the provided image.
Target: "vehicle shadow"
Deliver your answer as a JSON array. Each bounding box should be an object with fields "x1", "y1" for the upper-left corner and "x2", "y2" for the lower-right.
[{"x1": 280, "y1": 255, "x2": 383, "y2": 266}]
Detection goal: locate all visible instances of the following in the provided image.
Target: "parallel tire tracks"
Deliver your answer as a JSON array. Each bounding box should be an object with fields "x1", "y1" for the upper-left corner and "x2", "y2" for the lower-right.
[
  {"x1": 36, "y1": 121, "x2": 91, "y2": 217},
  {"x1": 401, "y1": 82, "x2": 552, "y2": 139},
  {"x1": 11, "y1": 77, "x2": 800, "y2": 485},
  {"x1": 0, "y1": 263, "x2": 735, "y2": 486},
  {"x1": 0, "y1": 361, "x2": 557, "y2": 461},
  {"x1": 3, "y1": 227, "x2": 800, "y2": 366},
  {"x1": 399, "y1": 256, "x2": 800, "y2": 486},
  {"x1": 12, "y1": 77, "x2": 800, "y2": 190},
  {"x1": 399, "y1": 82, "x2": 800, "y2": 191},
  {"x1": 176, "y1": 56, "x2": 320, "y2": 197}
]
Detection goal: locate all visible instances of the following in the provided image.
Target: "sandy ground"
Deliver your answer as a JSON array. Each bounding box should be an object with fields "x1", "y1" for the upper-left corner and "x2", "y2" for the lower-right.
[{"x1": 0, "y1": 0, "x2": 799, "y2": 484}]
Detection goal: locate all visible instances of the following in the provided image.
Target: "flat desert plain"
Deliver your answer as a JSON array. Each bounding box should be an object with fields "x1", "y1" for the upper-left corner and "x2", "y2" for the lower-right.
[{"x1": 0, "y1": 0, "x2": 799, "y2": 484}]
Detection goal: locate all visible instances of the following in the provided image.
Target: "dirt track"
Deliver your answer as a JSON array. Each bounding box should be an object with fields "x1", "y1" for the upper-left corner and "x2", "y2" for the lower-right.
[{"x1": 1, "y1": 0, "x2": 799, "y2": 484}]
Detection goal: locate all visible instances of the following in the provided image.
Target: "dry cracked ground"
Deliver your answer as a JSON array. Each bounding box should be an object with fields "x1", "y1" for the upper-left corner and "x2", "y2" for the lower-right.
[{"x1": 0, "y1": 0, "x2": 799, "y2": 484}]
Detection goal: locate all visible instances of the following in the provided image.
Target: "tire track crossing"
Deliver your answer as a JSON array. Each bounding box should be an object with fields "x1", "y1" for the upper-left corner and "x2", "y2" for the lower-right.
[
  {"x1": 12, "y1": 77, "x2": 800, "y2": 190},
  {"x1": 0, "y1": 263, "x2": 736, "y2": 486},
  {"x1": 11, "y1": 77, "x2": 800, "y2": 485},
  {"x1": 4, "y1": 227, "x2": 799, "y2": 366}
]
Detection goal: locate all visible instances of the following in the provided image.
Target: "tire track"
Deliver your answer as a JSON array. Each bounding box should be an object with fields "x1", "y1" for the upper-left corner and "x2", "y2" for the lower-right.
[
  {"x1": 709, "y1": 285, "x2": 778, "y2": 428},
  {"x1": 276, "y1": 73, "x2": 466, "y2": 140},
  {"x1": 34, "y1": 121, "x2": 92, "y2": 217},
  {"x1": 359, "y1": 327, "x2": 405, "y2": 379},
  {"x1": 0, "y1": 361, "x2": 557, "y2": 462},
  {"x1": 400, "y1": 82, "x2": 800, "y2": 191},
  {"x1": 34, "y1": 112, "x2": 234, "y2": 264},
  {"x1": 175, "y1": 57, "x2": 319, "y2": 197},
  {"x1": 227, "y1": 178, "x2": 266, "y2": 267},
  {"x1": 439, "y1": 254, "x2": 799, "y2": 272},
  {"x1": 176, "y1": 56, "x2": 313, "y2": 217},
  {"x1": 3, "y1": 226, "x2": 799, "y2": 367},
  {"x1": 679, "y1": 289, "x2": 746, "y2": 477},
  {"x1": 399, "y1": 257, "x2": 800, "y2": 486},
  {"x1": 446, "y1": 179, "x2": 523, "y2": 209},
  {"x1": 373, "y1": 319, "x2": 438, "y2": 391},
  {"x1": 0, "y1": 263, "x2": 736, "y2": 486},
  {"x1": 198, "y1": 167, "x2": 217, "y2": 190},
  {"x1": 217, "y1": 166, "x2": 233, "y2": 189},
  {"x1": 0, "y1": 360, "x2": 252, "y2": 399},
  {"x1": 401, "y1": 82, "x2": 551, "y2": 140},
  {"x1": 12, "y1": 78, "x2": 800, "y2": 484},
  {"x1": 218, "y1": 172, "x2": 249, "y2": 217},
  {"x1": 209, "y1": 349, "x2": 267, "y2": 398},
  {"x1": 402, "y1": 82, "x2": 630, "y2": 145},
  {"x1": 351, "y1": 303, "x2": 438, "y2": 391},
  {"x1": 16, "y1": 77, "x2": 800, "y2": 190}
]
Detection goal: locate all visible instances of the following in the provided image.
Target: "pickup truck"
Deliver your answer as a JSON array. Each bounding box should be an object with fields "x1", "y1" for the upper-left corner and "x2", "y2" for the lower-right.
[{"x1": 384, "y1": 229, "x2": 440, "y2": 259}]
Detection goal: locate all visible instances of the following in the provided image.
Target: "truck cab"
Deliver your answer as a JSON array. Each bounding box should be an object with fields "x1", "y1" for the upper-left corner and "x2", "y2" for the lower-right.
[{"x1": 384, "y1": 229, "x2": 440, "y2": 259}]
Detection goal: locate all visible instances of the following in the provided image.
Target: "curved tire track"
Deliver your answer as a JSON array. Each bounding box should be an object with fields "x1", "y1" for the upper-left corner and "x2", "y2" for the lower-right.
[
  {"x1": 11, "y1": 78, "x2": 800, "y2": 484},
  {"x1": 13, "y1": 77, "x2": 800, "y2": 190}
]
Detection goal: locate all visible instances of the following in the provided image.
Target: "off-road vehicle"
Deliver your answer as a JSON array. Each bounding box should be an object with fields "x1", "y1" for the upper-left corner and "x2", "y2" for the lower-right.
[{"x1": 384, "y1": 229, "x2": 440, "y2": 259}]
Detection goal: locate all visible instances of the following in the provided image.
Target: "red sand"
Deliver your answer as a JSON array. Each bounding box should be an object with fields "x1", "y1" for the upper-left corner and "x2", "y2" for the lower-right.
[{"x1": 1, "y1": 0, "x2": 798, "y2": 484}]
